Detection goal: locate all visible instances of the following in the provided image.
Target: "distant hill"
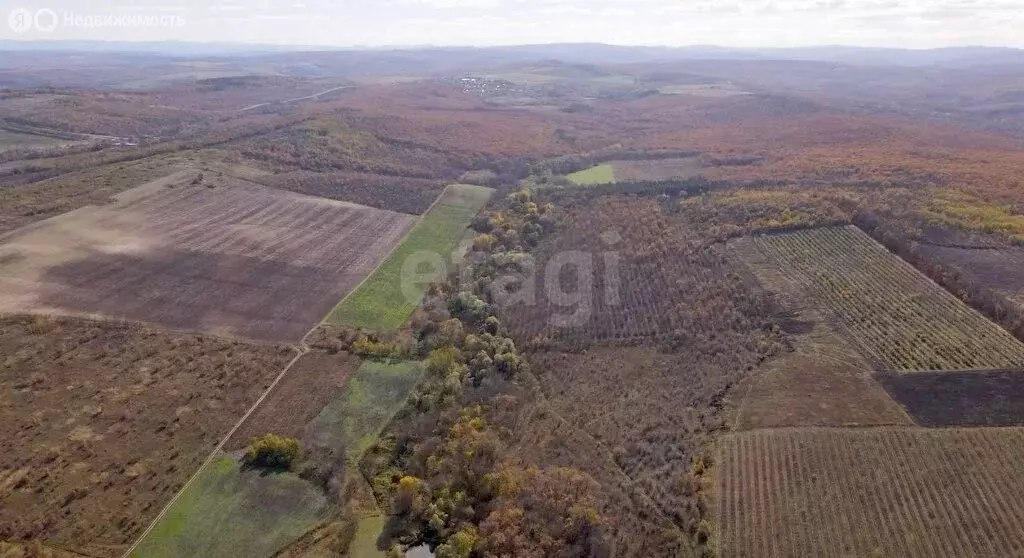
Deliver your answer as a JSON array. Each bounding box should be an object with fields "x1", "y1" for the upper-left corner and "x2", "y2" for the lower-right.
[{"x1": 1, "y1": 40, "x2": 1022, "y2": 69}]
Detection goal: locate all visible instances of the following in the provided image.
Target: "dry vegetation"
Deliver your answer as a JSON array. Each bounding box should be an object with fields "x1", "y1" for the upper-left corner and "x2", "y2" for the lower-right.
[
  {"x1": 0, "y1": 172, "x2": 415, "y2": 342},
  {"x1": 753, "y1": 226, "x2": 1024, "y2": 371},
  {"x1": 728, "y1": 236, "x2": 912, "y2": 429},
  {"x1": 225, "y1": 351, "x2": 360, "y2": 449},
  {"x1": 484, "y1": 194, "x2": 789, "y2": 552},
  {"x1": 875, "y1": 370, "x2": 1024, "y2": 427},
  {"x1": 611, "y1": 156, "x2": 703, "y2": 181},
  {"x1": 502, "y1": 196, "x2": 783, "y2": 352},
  {"x1": 257, "y1": 170, "x2": 446, "y2": 214},
  {"x1": 0, "y1": 314, "x2": 293, "y2": 555},
  {"x1": 717, "y1": 427, "x2": 1024, "y2": 558}
]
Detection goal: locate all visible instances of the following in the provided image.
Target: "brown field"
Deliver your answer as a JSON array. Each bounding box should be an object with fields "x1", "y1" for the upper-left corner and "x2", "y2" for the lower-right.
[
  {"x1": 717, "y1": 427, "x2": 1024, "y2": 557},
  {"x1": 0, "y1": 154, "x2": 197, "y2": 235},
  {"x1": 529, "y1": 344, "x2": 774, "y2": 538},
  {"x1": 752, "y1": 226, "x2": 1024, "y2": 371},
  {"x1": 258, "y1": 170, "x2": 446, "y2": 215},
  {"x1": 729, "y1": 236, "x2": 911, "y2": 428},
  {"x1": 508, "y1": 396, "x2": 692, "y2": 557},
  {"x1": 502, "y1": 196, "x2": 780, "y2": 352},
  {"x1": 611, "y1": 157, "x2": 703, "y2": 181},
  {"x1": 917, "y1": 243, "x2": 1024, "y2": 308},
  {"x1": 0, "y1": 314, "x2": 293, "y2": 555},
  {"x1": 0, "y1": 172, "x2": 416, "y2": 342},
  {"x1": 0, "y1": 542, "x2": 89, "y2": 557},
  {"x1": 225, "y1": 350, "x2": 359, "y2": 450},
  {"x1": 876, "y1": 370, "x2": 1024, "y2": 427}
]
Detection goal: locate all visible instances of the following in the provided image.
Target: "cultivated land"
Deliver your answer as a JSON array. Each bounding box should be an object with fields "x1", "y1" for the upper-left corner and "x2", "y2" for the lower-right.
[
  {"x1": 308, "y1": 360, "x2": 425, "y2": 464},
  {"x1": 226, "y1": 351, "x2": 360, "y2": 449},
  {"x1": 130, "y1": 456, "x2": 331, "y2": 558},
  {"x1": 729, "y1": 235, "x2": 912, "y2": 428},
  {"x1": 566, "y1": 164, "x2": 615, "y2": 185},
  {"x1": 499, "y1": 195, "x2": 785, "y2": 547},
  {"x1": 917, "y1": 243, "x2": 1024, "y2": 309},
  {"x1": 327, "y1": 184, "x2": 493, "y2": 330},
  {"x1": 0, "y1": 172, "x2": 416, "y2": 342},
  {"x1": 9, "y1": 45, "x2": 1024, "y2": 557},
  {"x1": 752, "y1": 226, "x2": 1024, "y2": 371},
  {"x1": 609, "y1": 157, "x2": 703, "y2": 181},
  {"x1": 0, "y1": 314, "x2": 293, "y2": 556},
  {"x1": 504, "y1": 196, "x2": 778, "y2": 351},
  {"x1": 717, "y1": 427, "x2": 1024, "y2": 558},
  {"x1": 136, "y1": 359, "x2": 423, "y2": 557},
  {"x1": 875, "y1": 370, "x2": 1024, "y2": 427}
]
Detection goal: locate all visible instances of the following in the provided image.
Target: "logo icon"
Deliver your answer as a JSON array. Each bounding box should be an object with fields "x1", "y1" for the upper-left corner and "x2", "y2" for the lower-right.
[
  {"x1": 34, "y1": 8, "x2": 58, "y2": 32},
  {"x1": 8, "y1": 8, "x2": 33, "y2": 33}
]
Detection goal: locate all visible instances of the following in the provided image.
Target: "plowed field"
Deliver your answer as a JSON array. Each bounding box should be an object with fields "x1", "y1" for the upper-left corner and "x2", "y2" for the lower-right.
[
  {"x1": 718, "y1": 427, "x2": 1024, "y2": 557},
  {"x1": 0, "y1": 172, "x2": 416, "y2": 342}
]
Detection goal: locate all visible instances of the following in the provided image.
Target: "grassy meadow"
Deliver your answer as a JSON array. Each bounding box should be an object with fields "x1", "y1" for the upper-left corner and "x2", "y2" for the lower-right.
[
  {"x1": 566, "y1": 163, "x2": 615, "y2": 185},
  {"x1": 308, "y1": 360, "x2": 425, "y2": 463},
  {"x1": 131, "y1": 456, "x2": 331, "y2": 558},
  {"x1": 326, "y1": 184, "x2": 492, "y2": 330}
]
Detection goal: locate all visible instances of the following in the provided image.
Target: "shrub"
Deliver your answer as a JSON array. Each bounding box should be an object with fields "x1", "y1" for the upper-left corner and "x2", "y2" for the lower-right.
[
  {"x1": 472, "y1": 234, "x2": 497, "y2": 252},
  {"x1": 351, "y1": 334, "x2": 405, "y2": 360},
  {"x1": 448, "y1": 292, "x2": 488, "y2": 324},
  {"x1": 484, "y1": 316, "x2": 500, "y2": 335},
  {"x1": 244, "y1": 434, "x2": 301, "y2": 470}
]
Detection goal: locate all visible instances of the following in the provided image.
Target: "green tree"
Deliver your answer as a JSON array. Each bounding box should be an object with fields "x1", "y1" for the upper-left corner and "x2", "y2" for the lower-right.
[{"x1": 244, "y1": 434, "x2": 301, "y2": 470}]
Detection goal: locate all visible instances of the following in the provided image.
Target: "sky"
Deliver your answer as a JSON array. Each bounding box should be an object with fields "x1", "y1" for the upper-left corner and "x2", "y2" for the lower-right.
[{"x1": 2, "y1": 0, "x2": 1023, "y2": 48}]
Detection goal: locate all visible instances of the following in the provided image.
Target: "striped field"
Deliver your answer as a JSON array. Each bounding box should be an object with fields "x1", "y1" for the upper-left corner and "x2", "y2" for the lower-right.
[
  {"x1": 717, "y1": 427, "x2": 1024, "y2": 557},
  {"x1": 752, "y1": 226, "x2": 1024, "y2": 371}
]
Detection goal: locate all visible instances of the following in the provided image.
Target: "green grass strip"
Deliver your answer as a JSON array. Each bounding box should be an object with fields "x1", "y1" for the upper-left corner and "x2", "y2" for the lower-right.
[
  {"x1": 566, "y1": 163, "x2": 616, "y2": 185},
  {"x1": 132, "y1": 456, "x2": 331, "y2": 558},
  {"x1": 349, "y1": 515, "x2": 388, "y2": 558},
  {"x1": 326, "y1": 184, "x2": 493, "y2": 330},
  {"x1": 308, "y1": 360, "x2": 425, "y2": 463}
]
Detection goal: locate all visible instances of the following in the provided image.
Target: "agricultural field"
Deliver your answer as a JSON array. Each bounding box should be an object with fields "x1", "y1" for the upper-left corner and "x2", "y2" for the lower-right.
[
  {"x1": 129, "y1": 456, "x2": 332, "y2": 558},
  {"x1": 0, "y1": 314, "x2": 293, "y2": 556},
  {"x1": 566, "y1": 163, "x2": 615, "y2": 185},
  {"x1": 258, "y1": 170, "x2": 446, "y2": 215},
  {"x1": 138, "y1": 359, "x2": 422, "y2": 558},
  {"x1": 500, "y1": 196, "x2": 787, "y2": 545},
  {"x1": 0, "y1": 171, "x2": 416, "y2": 342},
  {"x1": 563, "y1": 158, "x2": 703, "y2": 185},
  {"x1": 327, "y1": 184, "x2": 493, "y2": 330},
  {"x1": 752, "y1": 226, "x2": 1024, "y2": 371},
  {"x1": 717, "y1": 427, "x2": 1024, "y2": 557},
  {"x1": 875, "y1": 370, "x2": 1024, "y2": 426},
  {"x1": 0, "y1": 154, "x2": 197, "y2": 234},
  {"x1": 0, "y1": 129, "x2": 68, "y2": 150},
  {"x1": 503, "y1": 196, "x2": 781, "y2": 351},
  {"x1": 610, "y1": 157, "x2": 703, "y2": 181},
  {"x1": 305, "y1": 360, "x2": 424, "y2": 463},
  {"x1": 729, "y1": 235, "x2": 912, "y2": 429},
  {"x1": 226, "y1": 351, "x2": 360, "y2": 449}
]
